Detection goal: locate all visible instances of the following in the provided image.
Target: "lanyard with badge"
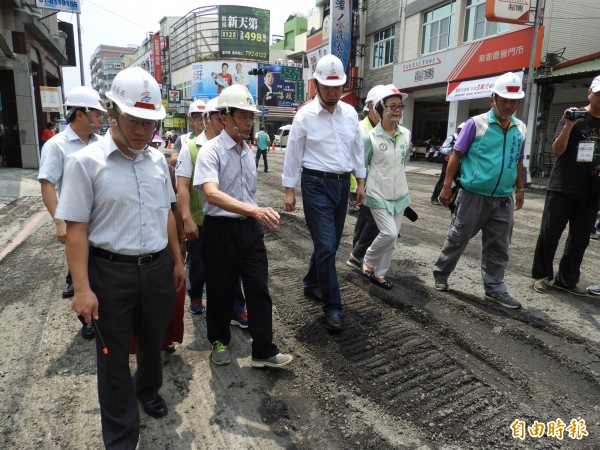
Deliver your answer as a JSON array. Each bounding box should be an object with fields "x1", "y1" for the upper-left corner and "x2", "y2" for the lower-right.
[{"x1": 577, "y1": 141, "x2": 594, "y2": 162}]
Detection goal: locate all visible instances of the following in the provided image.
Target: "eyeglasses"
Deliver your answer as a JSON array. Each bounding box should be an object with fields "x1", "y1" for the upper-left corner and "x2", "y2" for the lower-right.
[
  {"x1": 191, "y1": 114, "x2": 203, "y2": 121},
  {"x1": 119, "y1": 114, "x2": 157, "y2": 130},
  {"x1": 386, "y1": 104, "x2": 405, "y2": 111}
]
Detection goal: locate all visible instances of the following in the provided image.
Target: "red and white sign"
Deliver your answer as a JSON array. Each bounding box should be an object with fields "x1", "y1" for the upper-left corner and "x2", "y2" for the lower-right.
[
  {"x1": 393, "y1": 26, "x2": 543, "y2": 90},
  {"x1": 486, "y1": 0, "x2": 531, "y2": 25},
  {"x1": 446, "y1": 71, "x2": 523, "y2": 101},
  {"x1": 152, "y1": 35, "x2": 163, "y2": 83},
  {"x1": 168, "y1": 90, "x2": 180, "y2": 103}
]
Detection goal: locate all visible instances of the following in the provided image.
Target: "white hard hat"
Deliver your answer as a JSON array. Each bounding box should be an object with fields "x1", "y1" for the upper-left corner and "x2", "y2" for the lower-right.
[
  {"x1": 216, "y1": 84, "x2": 258, "y2": 113},
  {"x1": 188, "y1": 99, "x2": 206, "y2": 116},
  {"x1": 65, "y1": 86, "x2": 106, "y2": 112},
  {"x1": 313, "y1": 54, "x2": 346, "y2": 86},
  {"x1": 492, "y1": 72, "x2": 524, "y2": 99},
  {"x1": 363, "y1": 85, "x2": 386, "y2": 111},
  {"x1": 204, "y1": 97, "x2": 219, "y2": 115},
  {"x1": 105, "y1": 67, "x2": 166, "y2": 120},
  {"x1": 374, "y1": 84, "x2": 408, "y2": 108}
]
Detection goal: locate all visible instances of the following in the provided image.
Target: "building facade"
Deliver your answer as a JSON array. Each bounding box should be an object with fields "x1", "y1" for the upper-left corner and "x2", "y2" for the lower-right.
[{"x1": 90, "y1": 44, "x2": 136, "y2": 99}]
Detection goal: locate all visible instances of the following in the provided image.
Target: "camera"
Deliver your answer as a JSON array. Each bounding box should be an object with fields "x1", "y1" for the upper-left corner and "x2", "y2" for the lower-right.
[{"x1": 565, "y1": 109, "x2": 587, "y2": 120}]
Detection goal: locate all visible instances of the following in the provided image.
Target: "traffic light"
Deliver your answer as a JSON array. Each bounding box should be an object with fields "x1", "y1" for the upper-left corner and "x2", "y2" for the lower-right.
[{"x1": 248, "y1": 68, "x2": 269, "y2": 76}]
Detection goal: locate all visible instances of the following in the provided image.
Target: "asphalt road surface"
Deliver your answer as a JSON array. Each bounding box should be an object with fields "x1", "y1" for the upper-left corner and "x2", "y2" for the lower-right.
[{"x1": 1, "y1": 154, "x2": 599, "y2": 449}]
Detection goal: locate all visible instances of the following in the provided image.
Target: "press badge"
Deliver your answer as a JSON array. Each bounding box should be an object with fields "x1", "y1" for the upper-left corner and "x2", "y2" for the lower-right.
[{"x1": 577, "y1": 141, "x2": 594, "y2": 162}]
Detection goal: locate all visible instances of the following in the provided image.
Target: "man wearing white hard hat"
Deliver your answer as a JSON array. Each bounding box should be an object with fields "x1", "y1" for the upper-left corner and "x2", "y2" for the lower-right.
[
  {"x1": 172, "y1": 98, "x2": 206, "y2": 154},
  {"x1": 38, "y1": 86, "x2": 105, "y2": 339},
  {"x1": 434, "y1": 72, "x2": 526, "y2": 309},
  {"x1": 193, "y1": 84, "x2": 292, "y2": 369},
  {"x1": 175, "y1": 98, "x2": 208, "y2": 315},
  {"x1": 532, "y1": 75, "x2": 600, "y2": 296},
  {"x1": 282, "y1": 54, "x2": 366, "y2": 332},
  {"x1": 56, "y1": 67, "x2": 185, "y2": 449}
]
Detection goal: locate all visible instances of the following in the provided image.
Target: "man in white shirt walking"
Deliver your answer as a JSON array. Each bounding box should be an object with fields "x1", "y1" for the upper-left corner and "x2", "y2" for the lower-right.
[{"x1": 282, "y1": 55, "x2": 365, "y2": 332}]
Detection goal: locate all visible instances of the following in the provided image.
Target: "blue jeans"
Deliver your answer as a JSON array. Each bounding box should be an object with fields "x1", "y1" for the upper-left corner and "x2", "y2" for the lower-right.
[{"x1": 301, "y1": 173, "x2": 349, "y2": 315}]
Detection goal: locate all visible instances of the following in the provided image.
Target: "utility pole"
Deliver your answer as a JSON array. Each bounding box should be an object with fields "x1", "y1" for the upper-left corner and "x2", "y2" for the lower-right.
[
  {"x1": 521, "y1": 0, "x2": 546, "y2": 125},
  {"x1": 77, "y1": 13, "x2": 85, "y2": 85}
]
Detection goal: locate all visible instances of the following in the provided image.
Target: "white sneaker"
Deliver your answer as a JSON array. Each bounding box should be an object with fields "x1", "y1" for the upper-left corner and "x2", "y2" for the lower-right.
[{"x1": 251, "y1": 353, "x2": 293, "y2": 369}]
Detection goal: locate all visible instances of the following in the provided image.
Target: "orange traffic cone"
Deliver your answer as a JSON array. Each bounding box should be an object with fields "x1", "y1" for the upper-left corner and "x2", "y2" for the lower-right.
[
  {"x1": 271, "y1": 142, "x2": 275, "y2": 151},
  {"x1": 167, "y1": 140, "x2": 172, "y2": 149}
]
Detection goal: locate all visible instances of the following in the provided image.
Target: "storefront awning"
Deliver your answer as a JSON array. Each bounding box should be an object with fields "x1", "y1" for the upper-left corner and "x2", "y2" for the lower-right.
[{"x1": 551, "y1": 59, "x2": 600, "y2": 78}]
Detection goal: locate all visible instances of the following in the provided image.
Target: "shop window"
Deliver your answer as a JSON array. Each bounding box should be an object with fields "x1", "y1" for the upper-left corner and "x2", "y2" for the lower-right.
[
  {"x1": 421, "y1": 1, "x2": 456, "y2": 55},
  {"x1": 464, "y1": 0, "x2": 509, "y2": 42},
  {"x1": 372, "y1": 26, "x2": 395, "y2": 68}
]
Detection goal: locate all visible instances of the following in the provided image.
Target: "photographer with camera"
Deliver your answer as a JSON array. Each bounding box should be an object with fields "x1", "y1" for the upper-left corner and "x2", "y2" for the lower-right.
[{"x1": 532, "y1": 75, "x2": 600, "y2": 296}]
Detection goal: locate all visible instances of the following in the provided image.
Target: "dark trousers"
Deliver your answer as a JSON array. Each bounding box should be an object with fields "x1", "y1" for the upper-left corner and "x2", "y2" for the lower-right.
[
  {"x1": 351, "y1": 205, "x2": 380, "y2": 260},
  {"x1": 89, "y1": 250, "x2": 175, "y2": 450},
  {"x1": 301, "y1": 173, "x2": 349, "y2": 314},
  {"x1": 432, "y1": 159, "x2": 449, "y2": 200},
  {"x1": 255, "y1": 148, "x2": 268, "y2": 171},
  {"x1": 532, "y1": 190, "x2": 599, "y2": 287},
  {"x1": 186, "y1": 225, "x2": 206, "y2": 299},
  {"x1": 202, "y1": 216, "x2": 277, "y2": 359},
  {"x1": 66, "y1": 269, "x2": 72, "y2": 285}
]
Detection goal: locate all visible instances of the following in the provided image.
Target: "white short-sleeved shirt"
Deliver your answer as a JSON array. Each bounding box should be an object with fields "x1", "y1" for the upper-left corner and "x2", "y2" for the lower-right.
[
  {"x1": 175, "y1": 131, "x2": 207, "y2": 178},
  {"x1": 56, "y1": 134, "x2": 176, "y2": 255},
  {"x1": 38, "y1": 125, "x2": 100, "y2": 191}
]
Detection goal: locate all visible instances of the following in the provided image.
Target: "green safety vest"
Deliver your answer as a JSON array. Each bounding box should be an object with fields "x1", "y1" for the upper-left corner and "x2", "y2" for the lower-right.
[{"x1": 188, "y1": 136, "x2": 205, "y2": 225}]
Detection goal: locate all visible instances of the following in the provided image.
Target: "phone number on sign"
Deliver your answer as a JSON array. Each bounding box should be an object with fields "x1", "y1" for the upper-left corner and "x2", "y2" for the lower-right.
[
  {"x1": 245, "y1": 51, "x2": 267, "y2": 59},
  {"x1": 38, "y1": 0, "x2": 79, "y2": 6}
]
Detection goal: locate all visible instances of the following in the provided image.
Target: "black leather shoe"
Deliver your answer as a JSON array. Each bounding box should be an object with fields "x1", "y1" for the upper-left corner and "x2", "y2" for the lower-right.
[
  {"x1": 81, "y1": 323, "x2": 95, "y2": 340},
  {"x1": 62, "y1": 283, "x2": 74, "y2": 298},
  {"x1": 142, "y1": 395, "x2": 168, "y2": 419},
  {"x1": 303, "y1": 287, "x2": 323, "y2": 301},
  {"x1": 325, "y1": 313, "x2": 343, "y2": 332}
]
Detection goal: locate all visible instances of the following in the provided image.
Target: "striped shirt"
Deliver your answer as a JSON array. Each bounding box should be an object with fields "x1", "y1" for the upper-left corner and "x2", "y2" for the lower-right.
[
  {"x1": 192, "y1": 131, "x2": 257, "y2": 218},
  {"x1": 38, "y1": 124, "x2": 99, "y2": 191},
  {"x1": 55, "y1": 133, "x2": 176, "y2": 255}
]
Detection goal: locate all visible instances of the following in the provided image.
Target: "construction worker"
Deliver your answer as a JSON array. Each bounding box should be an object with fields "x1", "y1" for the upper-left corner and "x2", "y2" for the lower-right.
[
  {"x1": 193, "y1": 84, "x2": 292, "y2": 368},
  {"x1": 38, "y1": 86, "x2": 106, "y2": 339},
  {"x1": 56, "y1": 67, "x2": 185, "y2": 448}
]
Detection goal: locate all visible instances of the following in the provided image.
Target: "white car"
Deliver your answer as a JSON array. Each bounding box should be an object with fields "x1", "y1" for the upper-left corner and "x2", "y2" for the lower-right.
[{"x1": 274, "y1": 125, "x2": 292, "y2": 147}]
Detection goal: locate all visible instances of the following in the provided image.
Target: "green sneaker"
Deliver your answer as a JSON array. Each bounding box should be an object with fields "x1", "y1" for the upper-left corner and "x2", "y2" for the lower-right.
[{"x1": 211, "y1": 340, "x2": 230, "y2": 365}]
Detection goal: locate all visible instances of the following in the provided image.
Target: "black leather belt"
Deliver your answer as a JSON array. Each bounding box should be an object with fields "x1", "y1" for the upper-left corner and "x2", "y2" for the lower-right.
[
  {"x1": 302, "y1": 167, "x2": 351, "y2": 180},
  {"x1": 90, "y1": 246, "x2": 163, "y2": 266},
  {"x1": 205, "y1": 215, "x2": 249, "y2": 222}
]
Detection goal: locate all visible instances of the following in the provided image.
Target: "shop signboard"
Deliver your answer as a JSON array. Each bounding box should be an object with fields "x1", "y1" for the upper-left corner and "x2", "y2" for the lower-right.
[
  {"x1": 168, "y1": 90, "x2": 181, "y2": 108},
  {"x1": 35, "y1": 0, "x2": 80, "y2": 13},
  {"x1": 218, "y1": 6, "x2": 269, "y2": 62},
  {"x1": 486, "y1": 0, "x2": 531, "y2": 25},
  {"x1": 393, "y1": 26, "x2": 543, "y2": 90},
  {"x1": 40, "y1": 86, "x2": 63, "y2": 112},
  {"x1": 191, "y1": 61, "x2": 258, "y2": 101},
  {"x1": 152, "y1": 35, "x2": 163, "y2": 83},
  {"x1": 446, "y1": 71, "x2": 524, "y2": 101}
]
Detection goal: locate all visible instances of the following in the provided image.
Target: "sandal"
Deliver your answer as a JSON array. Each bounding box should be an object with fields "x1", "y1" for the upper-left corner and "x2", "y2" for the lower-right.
[{"x1": 371, "y1": 278, "x2": 394, "y2": 290}]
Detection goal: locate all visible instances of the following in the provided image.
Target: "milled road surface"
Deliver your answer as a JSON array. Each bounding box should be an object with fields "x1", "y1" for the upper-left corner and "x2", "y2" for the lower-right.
[{"x1": 1, "y1": 154, "x2": 599, "y2": 449}]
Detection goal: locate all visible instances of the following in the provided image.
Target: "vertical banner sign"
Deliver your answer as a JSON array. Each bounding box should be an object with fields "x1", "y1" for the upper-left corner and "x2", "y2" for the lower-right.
[
  {"x1": 218, "y1": 6, "x2": 270, "y2": 62},
  {"x1": 152, "y1": 36, "x2": 163, "y2": 83},
  {"x1": 35, "y1": 0, "x2": 81, "y2": 13},
  {"x1": 330, "y1": 0, "x2": 352, "y2": 71}
]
